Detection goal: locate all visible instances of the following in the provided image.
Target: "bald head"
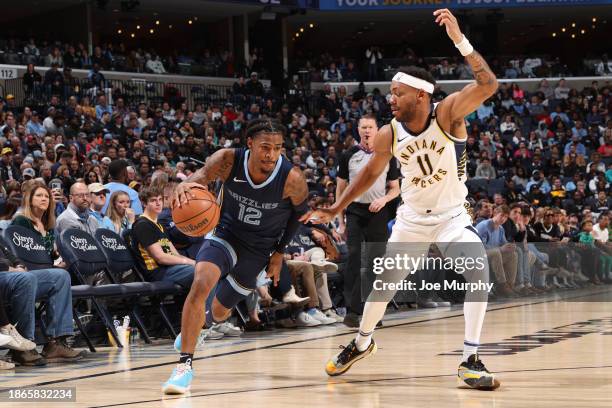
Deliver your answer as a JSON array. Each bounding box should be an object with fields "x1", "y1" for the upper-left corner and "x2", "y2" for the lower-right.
[{"x1": 70, "y1": 182, "x2": 91, "y2": 211}]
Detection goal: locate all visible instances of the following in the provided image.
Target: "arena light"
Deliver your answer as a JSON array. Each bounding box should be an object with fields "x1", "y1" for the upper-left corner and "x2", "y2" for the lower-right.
[
  {"x1": 169, "y1": 24, "x2": 173, "y2": 29},
  {"x1": 150, "y1": 29, "x2": 154, "y2": 34},
  {"x1": 300, "y1": 27, "x2": 304, "y2": 32},
  {"x1": 561, "y1": 27, "x2": 566, "y2": 32},
  {"x1": 155, "y1": 20, "x2": 160, "y2": 25},
  {"x1": 571, "y1": 22, "x2": 576, "y2": 27},
  {"x1": 131, "y1": 33, "x2": 135, "y2": 38},
  {"x1": 117, "y1": 29, "x2": 122, "y2": 34},
  {"x1": 188, "y1": 20, "x2": 193, "y2": 25},
  {"x1": 552, "y1": 32, "x2": 556, "y2": 37},
  {"x1": 592, "y1": 17, "x2": 597, "y2": 22},
  {"x1": 581, "y1": 29, "x2": 586, "y2": 34},
  {"x1": 571, "y1": 33, "x2": 576, "y2": 38},
  {"x1": 136, "y1": 25, "x2": 141, "y2": 29},
  {"x1": 295, "y1": 32, "x2": 300, "y2": 37},
  {"x1": 309, "y1": 23, "x2": 314, "y2": 28},
  {"x1": 592, "y1": 24, "x2": 596, "y2": 29},
  {"x1": 194, "y1": 17, "x2": 198, "y2": 21}
]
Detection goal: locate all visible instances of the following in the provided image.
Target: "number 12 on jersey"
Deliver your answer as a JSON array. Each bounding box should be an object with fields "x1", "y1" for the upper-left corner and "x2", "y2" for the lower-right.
[{"x1": 237, "y1": 203, "x2": 262, "y2": 225}]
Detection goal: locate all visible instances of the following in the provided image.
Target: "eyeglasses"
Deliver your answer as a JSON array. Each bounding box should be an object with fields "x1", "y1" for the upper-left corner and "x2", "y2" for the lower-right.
[
  {"x1": 545, "y1": 213, "x2": 554, "y2": 216},
  {"x1": 93, "y1": 192, "x2": 107, "y2": 197},
  {"x1": 71, "y1": 193, "x2": 89, "y2": 199}
]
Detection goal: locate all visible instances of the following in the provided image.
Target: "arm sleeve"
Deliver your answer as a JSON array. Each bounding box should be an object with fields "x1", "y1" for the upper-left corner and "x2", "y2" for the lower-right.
[
  {"x1": 275, "y1": 200, "x2": 309, "y2": 253},
  {"x1": 386, "y1": 157, "x2": 400, "y2": 181},
  {"x1": 132, "y1": 219, "x2": 161, "y2": 248}
]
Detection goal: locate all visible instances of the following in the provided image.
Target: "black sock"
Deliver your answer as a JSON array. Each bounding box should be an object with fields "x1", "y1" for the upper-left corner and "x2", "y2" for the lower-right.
[{"x1": 179, "y1": 353, "x2": 193, "y2": 368}]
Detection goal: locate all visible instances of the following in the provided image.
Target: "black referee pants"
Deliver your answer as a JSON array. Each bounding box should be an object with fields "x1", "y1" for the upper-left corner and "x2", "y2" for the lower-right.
[{"x1": 345, "y1": 202, "x2": 390, "y2": 315}]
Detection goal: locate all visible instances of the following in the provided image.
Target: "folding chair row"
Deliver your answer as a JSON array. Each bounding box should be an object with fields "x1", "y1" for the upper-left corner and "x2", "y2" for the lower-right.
[{"x1": 2, "y1": 226, "x2": 183, "y2": 352}]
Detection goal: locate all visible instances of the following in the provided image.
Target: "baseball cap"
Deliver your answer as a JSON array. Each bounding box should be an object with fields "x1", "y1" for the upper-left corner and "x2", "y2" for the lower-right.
[
  {"x1": 103, "y1": 133, "x2": 113, "y2": 141},
  {"x1": 128, "y1": 181, "x2": 141, "y2": 189},
  {"x1": 22, "y1": 168, "x2": 36, "y2": 179},
  {"x1": 101, "y1": 157, "x2": 112, "y2": 164},
  {"x1": 6, "y1": 94, "x2": 14, "y2": 100},
  {"x1": 54, "y1": 143, "x2": 66, "y2": 152},
  {"x1": 1, "y1": 147, "x2": 12, "y2": 155},
  {"x1": 88, "y1": 183, "x2": 109, "y2": 194},
  {"x1": 32, "y1": 150, "x2": 44, "y2": 158}
]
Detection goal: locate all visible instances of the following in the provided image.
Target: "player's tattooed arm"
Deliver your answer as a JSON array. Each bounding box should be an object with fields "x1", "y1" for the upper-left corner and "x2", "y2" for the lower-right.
[
  {"x1": 174, "y1": 149, "x2": 234, "y2": 207},
  {"x1": 465, "y1": 51, "x2": 497, "y2": 88},
  {"x1": 283, "y1": 167, "x2": 309, "y2": 205},
  {"x1": 188, "y1": 148, "x2": 235, "y2": 187},
  {"x1": 434, "y1": 8, "x2": 498, "y2": 133}
]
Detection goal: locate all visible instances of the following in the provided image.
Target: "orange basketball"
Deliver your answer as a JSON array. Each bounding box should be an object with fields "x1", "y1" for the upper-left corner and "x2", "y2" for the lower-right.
[{"x1": 172, "y1": 187, "x2": 220, "y2": 237}]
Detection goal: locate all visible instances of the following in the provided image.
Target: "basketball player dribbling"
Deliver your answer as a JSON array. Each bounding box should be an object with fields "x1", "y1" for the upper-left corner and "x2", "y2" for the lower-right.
[
  {"x1": 303, "y1": 9, "x2": 501, "y2": 390},
  {"x1": 162, "y1": 119, "x2": 309, "y2": 394}
]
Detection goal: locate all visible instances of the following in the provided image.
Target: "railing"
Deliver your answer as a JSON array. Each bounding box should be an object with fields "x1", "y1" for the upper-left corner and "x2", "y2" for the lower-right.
[{"x1": 4, "y1": 77, "x2": 244, "y2": 111}]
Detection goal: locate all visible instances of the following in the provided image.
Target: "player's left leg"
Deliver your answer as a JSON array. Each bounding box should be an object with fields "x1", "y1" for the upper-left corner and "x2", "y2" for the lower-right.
[
  {"x1": 326, "y1": 219, "x2": 432, "y2": 376},
  {"x1": 437, "y1": 214, "x2": 500, "y2": 390}
]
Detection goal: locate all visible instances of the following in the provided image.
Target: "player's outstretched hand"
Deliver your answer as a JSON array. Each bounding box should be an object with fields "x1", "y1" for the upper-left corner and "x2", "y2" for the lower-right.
[
  {"x1": 172, "y1": 182, "x2": 208, "y2": 208},
  {"x1": 433, "y1": 9, "x2": 463, "y2": 44},
  {"x1": 299, "y1": 207, "x2": 337, "y2": 225}
]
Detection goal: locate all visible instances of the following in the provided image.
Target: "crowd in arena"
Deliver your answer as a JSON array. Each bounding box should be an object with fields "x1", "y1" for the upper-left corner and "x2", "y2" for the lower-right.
[
  {"x1": 1, "y1": 37, "x2": 247, "y2": 77},
  {"x1": 0, "y1": 61, "x2": 609, "y2": 370},
  {"x1": 3, "y1": 36, "x2": 611, "y2": 82}
]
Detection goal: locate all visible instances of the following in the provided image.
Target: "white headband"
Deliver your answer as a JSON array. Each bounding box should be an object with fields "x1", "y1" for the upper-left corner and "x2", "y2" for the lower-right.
[{"x1": 392, "y1": 72, "x2": 434, "y2": 94}]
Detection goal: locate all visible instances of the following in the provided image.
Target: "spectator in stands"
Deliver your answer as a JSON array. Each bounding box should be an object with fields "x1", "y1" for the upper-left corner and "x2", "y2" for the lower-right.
[
  {"x1": 131, "y1": 186, "x2": 195, "y2": 287},
  {"x1": 595, "y1": 54, "x2": 612, "y2": 76},
  {"x1": 88, "y1": 182, "x2": 110, "y2": 224},
  {"x1": 88, "y1": 63, "x2": 106, "y2": 89},
  {"x1": 365, "y1": 46, "x2": 382, "y2": 81},
  {"x1": 245, "y1": 72, "x2": 264, "y2": 99},
  {"x1": 476, "y1": 205, "x2": 517, "y2": 297},
  {"x1": 102, "y1": 160, "x2": 143, "y2": 215},
  {"x1": 474, "y1": 157, "x2": 496, "y2": 180},
  {"x1": 55, "y1": 182, "x2": 99, "y2": 237},
  {"x1": 0, "y1": 148, "x2": 21, "y2": 182},
  {"x1": 323, "y1": 62, "x2": 343, "y2": 82},
  {"x1": 145, "y1": 54, "x2": 167, "y2": 74},
  {"x1": 473, "y1": 199, "x2": 492, "y2": 225},
  {"x1": 0, "y1": 244, "x2": 84, "y2": 366},
  {"x1": 95, "y1": 95, "x2": 113, "y2": 119},
  {"x1": 23, "y1": 64, "x2": 43, "y2": 98},
  {"x1": 525, "y1": 170, "x2": 551, "y2": 194},
  {"x1": 554, "y1": 79, "x2": 570, "y2": 100},
  {"x1": 592, "y1": 213, "x2": 610, "y2": 243},
  {"x1": 101, "y1": 190, "x2": 134, "y2": 235}
]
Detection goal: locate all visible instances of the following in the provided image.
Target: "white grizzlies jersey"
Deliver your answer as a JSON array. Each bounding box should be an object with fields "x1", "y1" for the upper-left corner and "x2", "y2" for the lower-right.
[{"x1": 391, "y1": 104, "x2": 468, "y2": 216}]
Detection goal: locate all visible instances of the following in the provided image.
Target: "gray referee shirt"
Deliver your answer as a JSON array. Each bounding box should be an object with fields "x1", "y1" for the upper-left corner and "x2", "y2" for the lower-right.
[{"x1": 337, "y1": 145, "x2": 400, "y2": 204}]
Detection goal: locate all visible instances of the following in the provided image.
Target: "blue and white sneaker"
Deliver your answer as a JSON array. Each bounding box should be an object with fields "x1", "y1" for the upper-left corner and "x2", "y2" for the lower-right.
[
  {"x1": 173, "y1": 330, "x2": 208, "y2": 353},
  {"x1": 162, "y1": 363, "x2": 193, "y2": 394}
]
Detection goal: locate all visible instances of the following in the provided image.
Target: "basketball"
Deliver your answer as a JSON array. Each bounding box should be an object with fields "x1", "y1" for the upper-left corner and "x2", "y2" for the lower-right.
[{"x1": 172, "y1": 187, "x2": 220, "y2": 237}]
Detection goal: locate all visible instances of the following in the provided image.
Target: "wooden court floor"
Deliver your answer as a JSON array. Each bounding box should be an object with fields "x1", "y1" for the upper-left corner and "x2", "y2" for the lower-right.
[{"x1": 1, "y1": 287, "x2": 611, "y2": 407}]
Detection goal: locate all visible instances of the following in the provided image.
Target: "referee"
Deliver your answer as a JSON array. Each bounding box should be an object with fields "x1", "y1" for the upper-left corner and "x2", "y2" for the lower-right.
[{"x1": 336, "y1": 114, "x2": 400, "y2": 327}]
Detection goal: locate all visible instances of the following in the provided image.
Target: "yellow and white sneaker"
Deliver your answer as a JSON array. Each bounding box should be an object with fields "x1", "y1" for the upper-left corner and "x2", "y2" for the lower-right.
[
  {"x1": 458, "y1": 354, "x2": 501, "y2": 390},
  {"x1": 325, "y1": 339, "x2": 377, "y2": 376}
]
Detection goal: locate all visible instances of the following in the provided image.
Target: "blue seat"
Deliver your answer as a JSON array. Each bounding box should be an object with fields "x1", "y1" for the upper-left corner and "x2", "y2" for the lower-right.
[
  {"x1": 95, "y1": 229, "x2": 181, "y2": 338},
  {"x1": 2, "y1": 226, "x2": 99, "y2": 351},
  {"x1": 58, "y1": 228, "x2": 153, "y2": 347}
]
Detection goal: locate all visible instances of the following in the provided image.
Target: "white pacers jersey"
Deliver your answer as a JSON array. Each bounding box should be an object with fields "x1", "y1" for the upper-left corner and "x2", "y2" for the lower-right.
[{"x1": 391, "y1": 103, "x2": 468, "y2": 216}]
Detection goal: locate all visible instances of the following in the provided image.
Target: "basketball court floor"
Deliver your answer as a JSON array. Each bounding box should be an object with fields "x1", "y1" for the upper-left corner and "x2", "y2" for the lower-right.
[{"x1": 1, "y1": 287, "x2": 611, "y2": 407}]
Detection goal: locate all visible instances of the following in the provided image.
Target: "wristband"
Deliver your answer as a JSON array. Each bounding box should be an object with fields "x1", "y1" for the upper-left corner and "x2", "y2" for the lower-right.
[{"x1": 454, "y1": 35, "x2": 474, "y2": 57}]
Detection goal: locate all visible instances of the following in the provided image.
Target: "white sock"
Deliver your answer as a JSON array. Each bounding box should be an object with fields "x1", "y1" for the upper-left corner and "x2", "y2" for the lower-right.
[
  {"x1": 462, "y1": 341, "x2": 479, "y2": 362},
  {"x1": 355, "y1": 301, "x2": 387, "y2": 351},
  {"x1": 355, "y1": 330, "x2": 373, "y2": 352},
  {"x1": 462, "y1": 301, "x2": 487, "y2": 362}
]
